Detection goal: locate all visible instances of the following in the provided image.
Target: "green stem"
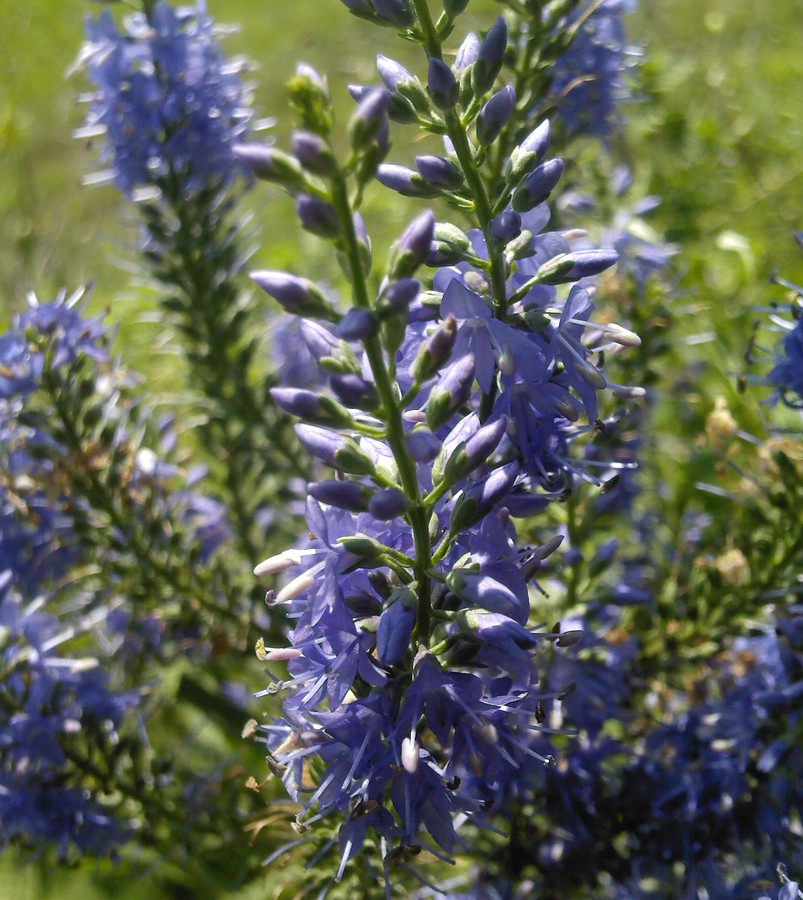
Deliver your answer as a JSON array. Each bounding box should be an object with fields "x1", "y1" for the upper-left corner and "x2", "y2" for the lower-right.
[
  {"x1": 410, "y1": 0, "x2": 510, "y2": 423},
  {"x1": 42, "y1": 368, "x2": 242, "y2": 628},
  {"x1": 330, "y1": 172, "x2": 434, "y2": 643}
]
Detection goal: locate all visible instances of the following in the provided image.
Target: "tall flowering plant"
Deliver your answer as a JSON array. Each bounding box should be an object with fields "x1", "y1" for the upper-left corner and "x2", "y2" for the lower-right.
[
  {"x1": 240, "y1": 0, "x2": 643, "y2": 888},
  {"x1": 7, "y1": 0, "x2": 800, "y2": 895},
  {"x1": 75, "y1": 0, "x2": 303, "y2": 567}
]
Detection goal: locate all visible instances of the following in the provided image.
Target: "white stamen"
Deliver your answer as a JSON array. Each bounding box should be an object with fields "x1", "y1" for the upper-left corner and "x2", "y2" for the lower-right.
[
  {"x1": 253, "y1": 548, "x2": 315, "y2": 577},
  {"x1": 275, "y1": 571, "x2": 315, "y2": 604},
  {"x1": 401, "y1": 737, "x2": 419, "y2": 774}
]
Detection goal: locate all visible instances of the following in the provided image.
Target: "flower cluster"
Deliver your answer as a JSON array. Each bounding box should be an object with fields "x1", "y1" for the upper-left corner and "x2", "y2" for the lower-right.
[
  {"x1": 76, "y1": 0, "x2": 253, "y2": 196},
  {"x1": 0, "y1": 286, "x2": 278, "y2": 866},
  {"x1": 242, "y1": 2, "x2": 644, "y2": 885},
  {"x1": 0, "y1": 571, "x2": 137, "y2": 858},
  {"x1": 549, "y1": 0, "x2": 640, "y2": 142},
  {"x1": 764, "y1": 275, "x2": 803, "y2": 409}
]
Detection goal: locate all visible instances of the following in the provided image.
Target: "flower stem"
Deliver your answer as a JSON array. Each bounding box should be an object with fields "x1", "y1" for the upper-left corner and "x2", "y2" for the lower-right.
[{"x1": 329, "y1": 171, "x2": 433, "y2": 643}]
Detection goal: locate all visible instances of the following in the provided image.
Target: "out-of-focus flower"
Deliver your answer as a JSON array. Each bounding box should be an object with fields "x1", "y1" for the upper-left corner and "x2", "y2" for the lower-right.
[
  {"x1": 550, "y1": 0, "x2": 640, "y2": 142},
  {"x1": 75, "y1": 1, "x2": 253, "y2": 196}
]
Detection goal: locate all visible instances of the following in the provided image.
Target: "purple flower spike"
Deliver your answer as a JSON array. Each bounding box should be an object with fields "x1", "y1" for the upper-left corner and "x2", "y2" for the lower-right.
[{"x1": 79, "y1": 5, "x2": 253, "y2": 195}]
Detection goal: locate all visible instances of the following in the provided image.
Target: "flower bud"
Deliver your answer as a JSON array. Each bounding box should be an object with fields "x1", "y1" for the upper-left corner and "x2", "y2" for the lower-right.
[
  {"x1": 341, "y1": 0, "x2": 375, "y2": 19},
  {"x1": 251, "y1": 271, "x2": 337, "y2": 321},
  {"x1": 300, "y1": 320, "x2": 339, "y2": 360},
  {"x1": 405, "y1": 426, "x2": 441, "y2": 462},
  {"x1": 377, "y1": 278, "x2": 420, "y2": 315},
  {"x1": 512, "y1": 158, "x2": 564, "y2": 212},
  {"x1": 372, "y1": 0, "x2": 413, "y2": 27},
  {"x1": 429, "y1": 223, "x2": 472, "y2": 265},
  {"x1": 368, "y1": 488, "x2": 409, "y2": 520},
  {"x1": 296, "y1": 194, "x2": 340, "y2": 238},
  {"x1": 444, "y1": 0, "x2": 470, "y2": 17},
  {"x1": 473, "y1": 17, "x2": 507, "y2": 95},
  {"x1": 349, "y1": 88, "x2": 391, "y2": 151},
  {"x1": 291, "y1": 130, "x2": 336, "y2": 175},
  {"x1": 443, "y1": 415, "x2": 507, "y2": 482},
  {"x1": 427, "y1": 58, "x2": 459, "y2": 110},
  {"x1": 476, "y1": 85, "x2": 516, "y2": 146},
  {"x1": 308, "y1": 480, "x2": 373, "y2": 512},
  {"x1": 377, "y1": 55, "x2": 414, "y2": 91},
  {"x1": 296, "y1": 425, "x2": 376, "y2": 475},
  {"x1": 376, "y1": 586, "x2": 417, "y2": 665},
  {"x1": 451, "y1": 461, "x2": 519, "y2": 531},
  {"x1": 270, "y1": 387, "x2": 351, "y2": 426},
  {"x1": 426, "y1": 353, "x2": 475, "y2": 430},
  {"x1": 534, "y1": 249, "x2": 619, "y2": 285},
  {"x1": 489, "y1": 211, "x2": 522, "y2": 247},
  {"x1": 336, "y1": 308, "x2": 378, "y2": 341},
  {"x1": 389, "y1": 211, "x2": 436, "y2": 278},
  {"x1": 409, "y1": 316, "x2": 458, "y2": 383},
  {"x1": 376, "y1": 164, "x2": 438, "y2": 198},
  {"x1": 330, "y1": 373, "x2": 379, "y2": 410},
  {"x1": 234, "y1": 144, "x2": 305, "y2": 189},
  {"x1": 521, "y1": 119, "x2": 551, "y2": 160},
  {"x1": 415, "y1": 155, "x2": 463, "y2": 189},
  {"x1": 448, "y1": 569, "x2": 524, "y2": 620},
  {"x1": 455, "y1": 32, "x2": 480, "y2": 70}
]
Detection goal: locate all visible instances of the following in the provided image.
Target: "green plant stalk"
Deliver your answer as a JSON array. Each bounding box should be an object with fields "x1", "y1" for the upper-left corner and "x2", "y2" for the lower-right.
[
  {"x1": 410, "y1": 0, "x2": 511, "y2": 423},
  {"x1": 330, "y1": 171, "x2": 434, "y2": 643},
  {"x1": 40, "y1": 364, "x2": 243, "y2": 628}
]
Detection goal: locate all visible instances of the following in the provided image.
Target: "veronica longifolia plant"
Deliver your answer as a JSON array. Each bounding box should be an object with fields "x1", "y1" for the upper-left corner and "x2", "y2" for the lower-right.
[
  {"x1": 241, "y1": 0, "x2": 642, "y2": 886},
  {"x1": 75, "y1": 1, "x2": 302, "y2": 568}
]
